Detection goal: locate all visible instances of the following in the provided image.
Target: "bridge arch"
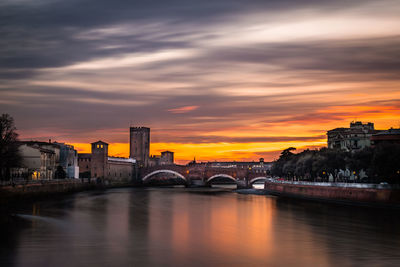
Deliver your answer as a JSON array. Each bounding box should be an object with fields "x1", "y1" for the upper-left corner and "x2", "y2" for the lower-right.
[
  {"x1": 142, "y1": 170, "x2": 187, "y2": 182},
  {"x1": 206, "y1": 174, "x2": 237, "y2": 184},
  {"x1": 249, "y1": 177, "x2": 269, "y2": 184}
]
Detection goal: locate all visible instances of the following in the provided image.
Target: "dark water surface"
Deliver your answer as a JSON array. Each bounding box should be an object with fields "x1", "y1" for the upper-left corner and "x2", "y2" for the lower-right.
[{"x1": 2, "y1": 187, "x2": 400, "y2": 267}]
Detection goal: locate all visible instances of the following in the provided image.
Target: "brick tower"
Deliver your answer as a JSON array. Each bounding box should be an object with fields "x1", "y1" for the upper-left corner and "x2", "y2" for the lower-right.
[
  {"x1": 129, "y1": 127, "x2": 150, "y2": 167},
  {"x1": 91, "y1": 140, "x2": 108, "y2": 178}
]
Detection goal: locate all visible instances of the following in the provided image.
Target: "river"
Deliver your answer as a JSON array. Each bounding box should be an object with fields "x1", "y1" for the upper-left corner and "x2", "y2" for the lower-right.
[{"x1": 1, "y1": 187, "x2": 400, "y2": 266}]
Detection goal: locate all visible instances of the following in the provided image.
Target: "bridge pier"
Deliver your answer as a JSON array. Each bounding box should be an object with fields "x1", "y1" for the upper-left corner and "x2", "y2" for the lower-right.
[
  {"x1": 190, "y1": 180, "x2": 206, "y2": 187},
  {"x1": 236, "y1": 179, "x2": 251, "y2": 189}
]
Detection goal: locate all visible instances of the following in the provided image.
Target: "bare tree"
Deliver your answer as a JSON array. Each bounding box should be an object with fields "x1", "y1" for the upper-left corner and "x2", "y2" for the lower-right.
[{"x1": 0, "y1": 114, "x2": 22, "y2": 181}]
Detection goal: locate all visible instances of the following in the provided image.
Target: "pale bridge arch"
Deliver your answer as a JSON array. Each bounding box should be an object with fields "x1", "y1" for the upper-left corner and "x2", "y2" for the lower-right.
[
  {"x1": 206, "y1": 174, "x2": 237, "y2": 183},
  {"x1": 249, "y1": 177, "x2": 269, "y2": 184},
  {"x1": 142, "y1": 170, "x2": 187, "y2": 181}
]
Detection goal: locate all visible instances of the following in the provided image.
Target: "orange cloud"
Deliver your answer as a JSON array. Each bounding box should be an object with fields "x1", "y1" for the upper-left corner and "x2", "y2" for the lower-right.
[{"x1": 167, "y1": 105, "x2": 199, "y2": 114}]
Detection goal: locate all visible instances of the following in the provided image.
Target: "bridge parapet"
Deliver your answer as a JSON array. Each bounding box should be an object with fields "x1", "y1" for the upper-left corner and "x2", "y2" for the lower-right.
[{"x1": 139, "y1": 163, "x2": 266, "y2": 186}]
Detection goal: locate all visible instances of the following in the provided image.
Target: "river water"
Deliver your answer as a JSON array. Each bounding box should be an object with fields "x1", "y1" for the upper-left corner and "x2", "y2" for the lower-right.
[{"x1": 2, "y1": 187, "x2": 400, "y2": 267}]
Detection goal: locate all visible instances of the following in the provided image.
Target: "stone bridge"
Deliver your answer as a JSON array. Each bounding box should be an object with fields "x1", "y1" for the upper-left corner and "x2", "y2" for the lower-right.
[{"x1": 139, "y1": 164, "x2": 270, "y2": 187}]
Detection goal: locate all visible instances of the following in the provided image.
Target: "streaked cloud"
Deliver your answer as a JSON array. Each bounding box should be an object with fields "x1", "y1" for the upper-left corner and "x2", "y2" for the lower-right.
[
  {"x1": 168, "y1": 106, "x2": 199, "y2": 114},
  {"x1": 1, "y1": 0, "x2": 400, "y2": 162}
]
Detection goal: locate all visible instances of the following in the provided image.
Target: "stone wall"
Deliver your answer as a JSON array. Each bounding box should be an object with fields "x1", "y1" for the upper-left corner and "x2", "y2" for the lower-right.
[
  {"x1": 107, "y1": 161, "x2": 134, "y2": 183},
  {"x1": 264, "y1": 181, "x2": 400, "y2": 204},
  {"x1": 0, "y1": 180, "x2": 98, "y2": 203}
]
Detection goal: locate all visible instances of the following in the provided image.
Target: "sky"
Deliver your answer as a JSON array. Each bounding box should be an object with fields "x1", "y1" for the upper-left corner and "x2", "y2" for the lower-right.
[{"x1": 1, "y1": 0, "x2": 400, "y2": 163}]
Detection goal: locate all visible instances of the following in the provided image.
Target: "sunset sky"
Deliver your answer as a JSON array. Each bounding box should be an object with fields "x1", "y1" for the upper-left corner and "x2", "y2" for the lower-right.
[{"x1": 1, "y1": 0, "x2": 400, "y2": 163}]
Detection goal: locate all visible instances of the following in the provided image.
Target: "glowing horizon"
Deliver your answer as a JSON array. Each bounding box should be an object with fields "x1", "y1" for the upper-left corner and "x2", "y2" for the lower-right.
[{"x1": 1, "y1": 0, "x2": 400, "y2": 162}]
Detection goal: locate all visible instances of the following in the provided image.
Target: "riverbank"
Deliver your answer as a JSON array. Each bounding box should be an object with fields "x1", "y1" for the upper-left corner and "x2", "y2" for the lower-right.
[
  {"x1": 0, "y1": 179, "x2": 140, "y2": 205},
  {"x1": 262, "y1": 180, "x2": 400, "y2": 208}
]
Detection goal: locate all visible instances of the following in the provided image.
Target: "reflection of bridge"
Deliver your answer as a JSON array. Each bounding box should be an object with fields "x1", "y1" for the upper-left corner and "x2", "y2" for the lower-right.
[{"x1": 139, "y1": 164, "x2": 271, "y2": 188}]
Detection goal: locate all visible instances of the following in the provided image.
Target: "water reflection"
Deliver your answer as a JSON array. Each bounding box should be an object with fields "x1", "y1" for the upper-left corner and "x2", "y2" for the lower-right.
[{"x1": 2, "y1": 188, "x2": 400, "y2": 266}]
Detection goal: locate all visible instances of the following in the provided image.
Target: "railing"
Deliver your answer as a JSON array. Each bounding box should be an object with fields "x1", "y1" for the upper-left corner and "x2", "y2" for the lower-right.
[
  {"x1": 267, "y1": 179, "x2": 399, "y2": 189},
  {"x1": 0, "y1": 178, "x2": 92, "y2": 187}
]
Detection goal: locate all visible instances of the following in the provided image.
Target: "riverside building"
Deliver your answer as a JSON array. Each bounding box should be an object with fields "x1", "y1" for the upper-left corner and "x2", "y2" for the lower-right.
[
  {"x1": 327, "y1": 121, "x2": 380, "y2": 151},
  {"x1": 78, "y1": 140, "x2": 136, "y2": 182}
]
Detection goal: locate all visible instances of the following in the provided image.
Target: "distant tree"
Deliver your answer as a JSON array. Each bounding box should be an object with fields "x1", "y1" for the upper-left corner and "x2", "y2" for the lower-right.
[
  {"x1": 281, "y1": 147, "x2": 296, "y2": 159},
  {"x1": 0, "y1": 114, "x2": 22, "y2": 180},
  {"x1": 371, "y1": 143, "x2": 400, "y2": 184},
  {"x1": 271, "y1": 147, "x2": 297, "y2": 177},
  {"x1": 271, "y1": 143, "x2": 400, "y2": 184},
  {"x1": 294, "y1": 150, "x2": 314, "y2": 180},
  {"x1": 348, "y1": 147, "x2": 373, "y2": 181}
]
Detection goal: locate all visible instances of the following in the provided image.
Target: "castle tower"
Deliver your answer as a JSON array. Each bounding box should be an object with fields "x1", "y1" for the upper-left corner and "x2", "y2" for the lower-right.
[
  {"x1": 129, "y1": 127, "x2": 150, "y2": 167},
  {"x1": 91, "y1": 140, "x2": 108, "y2": 178}
]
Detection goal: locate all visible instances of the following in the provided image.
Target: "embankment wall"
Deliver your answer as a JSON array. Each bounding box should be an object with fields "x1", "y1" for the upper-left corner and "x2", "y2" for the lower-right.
[{"x1": 264, "y1": 182, "x2": 400, "y2": 204}]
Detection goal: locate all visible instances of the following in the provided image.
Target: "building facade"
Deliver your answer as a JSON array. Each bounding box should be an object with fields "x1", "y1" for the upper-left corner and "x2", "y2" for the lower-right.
[
  {"x1": 371, "y1": 128, "x2": 400, "y2": 145},
  {"x1": 327, "y1": 121, "x2": 379, "y2": 151},
  {"x1": 18, "y1": 143, "x2": 56, "y2": 180},
  {"x1": 148, "y1": 155, "x2": 160, "y2": 167},
  {"x1": 78, "y1": 140, "x2": 137, "y2": 183},
  {"x1": 78, "y1": 153, "x2": 91, "y2": 178},
  {"x1": 54, "y1": 142, "x2": 79, "y2": 178},
  {"x1": 160, "y1": 151, "x2": 174, "y2": 165},
  {"x1": 129, "y1": 127, "x2": 150, "y2": 167},
  {"x1": 17, "y1": 141, "x2": 79, "y2": 180}
]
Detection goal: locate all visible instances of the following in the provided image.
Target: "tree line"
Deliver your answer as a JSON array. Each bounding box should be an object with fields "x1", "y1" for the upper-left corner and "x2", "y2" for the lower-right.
[
  {"x1": 271, "y1": 144, "x2": 400, "y2": 184},
  {"x1": 0, "y1": 114, "x2": 21, "y2": 180}
]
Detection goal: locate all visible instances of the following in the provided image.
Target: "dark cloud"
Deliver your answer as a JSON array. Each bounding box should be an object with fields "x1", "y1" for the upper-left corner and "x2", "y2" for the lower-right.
[
  {"x1": 1, "y1": 0, "x2": 399, "y2": 159},
  {"x1": 0, "y1": 0, "x2": 380, "y2": 70}
]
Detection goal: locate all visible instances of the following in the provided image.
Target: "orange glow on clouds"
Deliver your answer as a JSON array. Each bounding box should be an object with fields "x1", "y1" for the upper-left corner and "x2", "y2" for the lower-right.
[
  {"x1": 168, "y1": 105, "x2": 199, "y2": 114},
  {"x1": 69, "y1": 102, "x2": 400, "y2": 164}
]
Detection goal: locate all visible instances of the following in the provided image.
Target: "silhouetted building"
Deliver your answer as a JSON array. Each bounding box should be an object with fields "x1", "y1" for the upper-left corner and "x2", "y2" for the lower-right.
[
  {"x1": 327, "y1": 121, "x2": 380, "y2": 151},
  {"x1": 148, "y1": 151, "x2": 174, "y2": 166},
  {"x1": 148, "y1": 155, "x2": 160, "y2": 167},
  {"x1": 206, "y1": 158, "x2": 272, "y2": 174},
  {"x1": 78, "y1": 140, "x2": 136, "y2": 182},
  {"x1": 371, "y1": 128, "x2": 400, "y2": 145},
  {"x1": 129, "y1": 127, "x2": 150, "y2": 167},
  {"x1": 160, "y1": 151, "x2": 174, "y2": 165},
  {"x1": 91, "y1": 141, "x2": 108, "y2": 179},
  {"x1": 78, "y1": 153, "x2": 91, "y2": 178}
]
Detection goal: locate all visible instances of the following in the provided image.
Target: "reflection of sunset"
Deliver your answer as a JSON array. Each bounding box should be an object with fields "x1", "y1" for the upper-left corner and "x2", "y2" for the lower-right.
[{"x1": 205, "y1": 195, "x2": 275, "y2": 260}]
